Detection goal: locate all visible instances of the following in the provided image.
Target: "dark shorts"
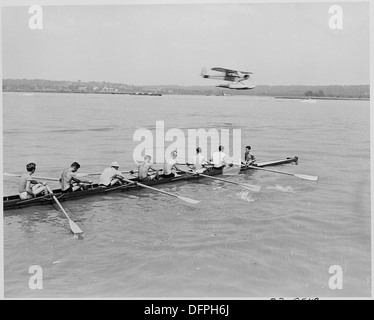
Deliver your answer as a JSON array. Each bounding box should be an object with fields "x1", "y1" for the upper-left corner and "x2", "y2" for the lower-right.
[
  {"x1": 212, "y1": 166, "x2": 225, "y2": 170},
  {"x1": 161, "y1": 173, "x2": 175, "y2": 178}
]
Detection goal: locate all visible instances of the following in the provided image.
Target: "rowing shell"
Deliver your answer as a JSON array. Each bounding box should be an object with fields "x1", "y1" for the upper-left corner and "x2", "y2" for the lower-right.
[{"x1": 3, "y1": 156, "x2": 298, "y2": 211}]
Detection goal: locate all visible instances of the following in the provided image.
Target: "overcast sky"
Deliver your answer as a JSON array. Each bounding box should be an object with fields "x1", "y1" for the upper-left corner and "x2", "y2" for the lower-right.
[{"x1": 2, "y1": 2, "x2": 370, "y2": 86}]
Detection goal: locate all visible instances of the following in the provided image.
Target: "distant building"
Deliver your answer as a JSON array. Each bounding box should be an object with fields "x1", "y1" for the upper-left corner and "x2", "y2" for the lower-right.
[
  {"x1": 77, "y1": 86, "x2": 87, "y2": 92},
  {"x1": 101, "y1": 87, "x2": 117, "y2": 93}
]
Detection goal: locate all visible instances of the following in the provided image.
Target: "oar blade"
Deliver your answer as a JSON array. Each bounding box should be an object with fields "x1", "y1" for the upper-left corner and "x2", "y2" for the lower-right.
[
  {"x1": 295, "y1": 174, "x2": 319, "y2": 181},
  {"x1": 243, "y1": 184, "x2": 262, "y2": 192},
  {"x1": 45, "y1": 185, "x2": 85, "y2": 236},
  {"x1": 177, "y1": 196, "x2": 201, "y2": 204},
  {"x1": 69, "y1": 220, "x2": 84, "y2": 235}
]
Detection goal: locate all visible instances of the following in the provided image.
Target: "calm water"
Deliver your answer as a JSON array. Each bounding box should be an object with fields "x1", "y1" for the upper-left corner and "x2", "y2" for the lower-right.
[{"x1": 2, "y1": 92, "x2": 371, "y2": 298}]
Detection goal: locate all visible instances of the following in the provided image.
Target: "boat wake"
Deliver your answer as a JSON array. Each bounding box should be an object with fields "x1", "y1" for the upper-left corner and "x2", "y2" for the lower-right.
[
  {"x1": 236, "y1": 191, "x2": 255, "y2": 202},
  {"x1": 266, "y1": 185, "x2": 295, "y2": 193}
]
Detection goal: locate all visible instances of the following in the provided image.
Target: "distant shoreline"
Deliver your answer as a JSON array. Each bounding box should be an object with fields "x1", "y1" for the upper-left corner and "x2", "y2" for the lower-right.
[
  {"x1": 274, "y1": 96, "x2": 369, "y2": 101},
  {"x1": 3, "y1": 90, "x2": 370, "y2": 101},
  {"x1": 3, "y1": 79, "x2": 370, "y2": 100}
]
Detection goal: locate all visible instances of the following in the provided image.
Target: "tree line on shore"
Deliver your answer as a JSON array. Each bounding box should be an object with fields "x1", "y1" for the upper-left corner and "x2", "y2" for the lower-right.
[{"x1": 2, "y1": 79, "x2": 370, "y2": 99}]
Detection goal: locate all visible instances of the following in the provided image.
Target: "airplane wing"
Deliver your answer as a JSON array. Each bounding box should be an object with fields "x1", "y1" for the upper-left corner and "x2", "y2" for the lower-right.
[
  {"x1": 212, "y1": 67, "x2": 252, "y2": 75},
  {"x1": 212, "y1": 67, "x2": 238, "y2": 75}
]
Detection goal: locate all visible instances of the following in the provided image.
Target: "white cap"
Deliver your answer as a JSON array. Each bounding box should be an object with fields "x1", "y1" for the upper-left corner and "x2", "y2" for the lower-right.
[{"x1": 111, "y1": 161, "x2": 120, "y2": 167}]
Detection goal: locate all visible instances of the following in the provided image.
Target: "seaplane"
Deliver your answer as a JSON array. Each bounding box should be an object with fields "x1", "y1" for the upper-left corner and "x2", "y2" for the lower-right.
[{"x1": 201, "y1": 67, "x2": 255, "y2": 90}]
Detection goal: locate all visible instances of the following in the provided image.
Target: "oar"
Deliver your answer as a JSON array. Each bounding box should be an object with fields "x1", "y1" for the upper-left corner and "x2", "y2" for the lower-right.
[
  {"x1": 121, "y1": 178, "x2": 200, "y2": 204},
  {"x1": 75, "y1": 170, "x2": 143, "y2": 177},
  {"x1": 247, "y1": 166, "x2": 319, "y2": 181},
  {"x1": 77, "y1": 168, "x2": 164, "y2": 178},
  {"x1": 154, "y1": 162, "x2": 190, "y2": 166},
  {"x1": 179, "y1": 169, "x2": 261, "y2": 192},
  {"x1": 3, "y1": 172, "x2": 59, "y2": 181},
  {"x1": 45, "y1": 185, "x2": 84, "y2": 235}
]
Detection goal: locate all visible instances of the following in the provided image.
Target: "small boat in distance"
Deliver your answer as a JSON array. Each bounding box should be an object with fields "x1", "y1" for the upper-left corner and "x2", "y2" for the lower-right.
[{"x1": 299, "y1": 98, "x2": 317, "y2": 103}]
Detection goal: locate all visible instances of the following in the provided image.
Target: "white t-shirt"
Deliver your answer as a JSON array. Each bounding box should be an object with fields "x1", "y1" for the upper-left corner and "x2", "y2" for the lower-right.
[
  {"x1": 164, "y1": 158, "x2": 177, "y2": 175},
  {"x1": 99, "y1": 167, "x2": 121, "y2": 186},
  {"x1": 212, "y1": 151, "x2": 227, "y2": 167},
  {"x1": 192, "y1": 154, "x2": 206, "y2": 170}
]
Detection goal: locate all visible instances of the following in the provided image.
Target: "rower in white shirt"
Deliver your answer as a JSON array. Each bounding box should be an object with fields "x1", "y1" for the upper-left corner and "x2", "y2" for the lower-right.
[
  {"x1": 99, "y1": 162, "x2": 126, "y2": 187},
  {"x1": 163, "y1": 150, "x2": 181, "y2": 178},
  {"x1": 191, "y1": 147, "x2": 209, "y2": 173},
  {"x1": 212, "y1": 145, "x2": 229, "y2": 169}
]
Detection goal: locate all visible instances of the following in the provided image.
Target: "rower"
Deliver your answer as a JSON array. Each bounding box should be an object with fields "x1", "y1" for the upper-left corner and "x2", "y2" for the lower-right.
[
  {"x1": 18, "y1": 163, "x2": 47, "y2": 200},
  {"x1": 137, "y1": 155, "x2": 159, "y2": 181},
  {"x1": 243, "y1": 145, "x2": 256, "y2": 166},
  {"x1": 60, "y1": 162, "x2": 92, "y2": 193},
  {"x1": 163, "y1": 149, "x2": 181, "y2": 178},
  {"x1": 99, "y1": 162, "x2": 127, "y2": 187},
  {"x1": 211, "y1": 145, "x2": 229, "y2": 170},
  {"x1": 191, "y1": 147, "x2": 208, "y2": 173}
]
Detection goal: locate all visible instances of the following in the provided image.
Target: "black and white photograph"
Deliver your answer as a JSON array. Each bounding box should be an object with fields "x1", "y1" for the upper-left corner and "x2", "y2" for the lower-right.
[{"x1": 1, "y1": 0, "x2": 372, "y2": 301}]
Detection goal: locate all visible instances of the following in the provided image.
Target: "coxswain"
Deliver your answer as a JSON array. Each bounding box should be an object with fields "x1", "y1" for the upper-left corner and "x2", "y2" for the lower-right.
[{"x1": 243, "y1": 145, "x2": 256, "y2": 166}]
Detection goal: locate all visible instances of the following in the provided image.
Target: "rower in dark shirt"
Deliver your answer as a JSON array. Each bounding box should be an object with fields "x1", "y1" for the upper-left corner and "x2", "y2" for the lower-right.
[{"x1": 243, "y1": 146, "x2": 256, "y2": 166}]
